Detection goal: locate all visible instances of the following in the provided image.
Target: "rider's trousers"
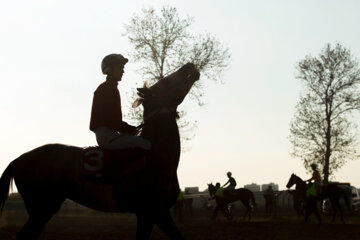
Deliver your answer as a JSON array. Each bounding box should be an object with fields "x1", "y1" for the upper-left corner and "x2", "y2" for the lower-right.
[{"x1": 94, "y1": 126, "x2": 151, "y2": 150}]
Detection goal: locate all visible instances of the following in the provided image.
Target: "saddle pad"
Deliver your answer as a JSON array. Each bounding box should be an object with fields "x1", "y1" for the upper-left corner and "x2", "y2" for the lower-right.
[
  {"x1": 81, "y1": 147, "x2": 146, "y2": 178},
  {"x1": 81, "y1": 147, "x2": 108, "y2": 177}
]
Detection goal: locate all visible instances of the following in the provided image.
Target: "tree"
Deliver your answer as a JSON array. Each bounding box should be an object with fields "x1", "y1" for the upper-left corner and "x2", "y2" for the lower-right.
[
  {"x1": 289, "y1": 43, "x2": 360, "y2": 183},
  {"x1": 123, "y1": 6, "x2": 230, "y2": 143}
]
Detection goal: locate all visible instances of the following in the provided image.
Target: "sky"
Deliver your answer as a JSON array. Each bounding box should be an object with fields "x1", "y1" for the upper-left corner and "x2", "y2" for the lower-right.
[{"x1": 1, "y1": 0, "x2": 360, "y2": 192}]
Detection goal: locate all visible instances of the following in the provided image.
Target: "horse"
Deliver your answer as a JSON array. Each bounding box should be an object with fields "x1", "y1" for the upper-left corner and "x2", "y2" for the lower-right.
[
  {"x1": 286, "y1": 173, "x2": 350, "y2": 224},
  {"x1": 207, "y1": 183, "x2": 256, "y2": 221},
  {"x1": 0, "y1": 62, "x2": 200, "y2": 240}
]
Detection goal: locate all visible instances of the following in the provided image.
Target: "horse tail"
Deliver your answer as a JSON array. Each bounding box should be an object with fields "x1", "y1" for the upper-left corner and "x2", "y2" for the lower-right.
[{"x1": 0, "y1": 161, "x2": 15, "y2": 215}]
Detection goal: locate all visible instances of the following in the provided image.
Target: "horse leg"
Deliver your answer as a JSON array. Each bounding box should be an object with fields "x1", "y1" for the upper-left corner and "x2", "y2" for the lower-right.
[
  {"x1": 156, "y1": 210, "x2": 184, "y2": 240},
  {"x1": 313, "y1": 204, "x2": 322, "y2": 224},
  {"x1": 303, "y1": 198, "x2": 314, "y2": 224},
  {"x1": 303, "y1": 204, "x2": 312, "y2": 224},
  {"x1": 18, "y1": 214, "x2": 53, "y2": 240},
  {"x1": 241, "y1": 200, "x2": 251, "y2": 221},
  {"x1": 220, "y1": 205, "x2": 231, "y2": 220},
  {"x1": 211, "y1": 205, "x2": 219, "y2": 220},
  {"x1": 18, "y1": 194, "x2": 65, "y2": 239},
  {"x1": 242, "y1": 209, "x2": 248, "y2": 221},
  {"x1": 329, "y1": 199, "x2": 338, "y2": 223},
  {"x1": 136, "y1": 214, "x2": 154, "y2": 240},
  {"x1": 333, "y1": 197, "x2": 345, "y2": 224},
  {"x1": 330, "y1": 198, "x2": 345, "y2": 224},
  {"x1": 339, "y1": 204, "x2": 345, "y2": 224}
]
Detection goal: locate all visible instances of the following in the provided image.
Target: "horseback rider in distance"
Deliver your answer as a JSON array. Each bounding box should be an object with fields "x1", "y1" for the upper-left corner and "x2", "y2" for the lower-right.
[
  {"x1": 222, "y1": 171, "x2": 237, "y2": 191},
  {"x1": 306, "y1": 163, "x2": 322, "y2": 195},
  {"x1": 90, "y1": 54, "x2": 151, "y2": 151}
]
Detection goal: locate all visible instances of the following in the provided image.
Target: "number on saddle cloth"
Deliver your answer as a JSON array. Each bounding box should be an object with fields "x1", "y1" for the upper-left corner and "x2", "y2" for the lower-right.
[{"x1": 81, "y1": 147, "x2": 146, "y2": 178}]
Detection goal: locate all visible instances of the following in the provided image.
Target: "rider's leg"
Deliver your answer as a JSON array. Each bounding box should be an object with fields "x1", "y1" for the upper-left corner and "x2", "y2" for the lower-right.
[{"x1": 95, "y1": 126, "x2": 151, "y2": 150}]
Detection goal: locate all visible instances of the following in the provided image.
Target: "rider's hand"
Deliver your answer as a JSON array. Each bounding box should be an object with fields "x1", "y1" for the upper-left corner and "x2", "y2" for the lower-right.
[{"x1": 126, "y1": 124, "x2": 139, "y2": 135}]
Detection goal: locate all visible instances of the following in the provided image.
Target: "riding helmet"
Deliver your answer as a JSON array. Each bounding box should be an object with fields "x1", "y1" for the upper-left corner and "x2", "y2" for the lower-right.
[
  {"x1": 310, "y1": 163, "x2": 318, "y2": 169},
  {"x1": 101, "y1": 54, "x2": 128, "y2": 75}
]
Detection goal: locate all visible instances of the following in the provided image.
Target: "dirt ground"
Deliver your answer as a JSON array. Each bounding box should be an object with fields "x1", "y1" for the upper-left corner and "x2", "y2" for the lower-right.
[{"x1": 1, "y1": 210, "x2": 360, "y2": 240}]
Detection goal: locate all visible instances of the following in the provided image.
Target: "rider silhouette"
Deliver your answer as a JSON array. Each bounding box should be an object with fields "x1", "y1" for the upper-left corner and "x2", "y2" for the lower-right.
[
  {"x1": 306, "y1": 163, "x2": 322, "y2": 195},
  {"x1": 90, "y1": 54, "x2": 151, "y2": 151},
  {"x1": 263, "y1": 185, "x2": 274, "y2": 214},
  {"x1": 222, "y1": 171, "x2": 237, "y2": 191}
]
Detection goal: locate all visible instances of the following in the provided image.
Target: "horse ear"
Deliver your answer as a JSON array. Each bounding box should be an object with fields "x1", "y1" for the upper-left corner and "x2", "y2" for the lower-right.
[
  {"x1": 132, "y1": 98, "x2": 143, "y2": 108},
  {"x1": 137, "y1": 87, "x2": 151, "y2": 97}
]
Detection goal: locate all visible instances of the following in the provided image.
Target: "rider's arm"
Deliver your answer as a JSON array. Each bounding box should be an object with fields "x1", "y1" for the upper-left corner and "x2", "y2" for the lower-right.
[
  {"x1": 306, "y1": 174, "x2": 314, "y2": 182},
  {"x1": 222, "y1": 180, "x2": 229, "y2": 187}
]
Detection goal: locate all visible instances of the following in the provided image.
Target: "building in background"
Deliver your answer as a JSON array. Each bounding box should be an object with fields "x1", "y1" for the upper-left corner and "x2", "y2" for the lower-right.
[
  {"x1": 244, "y1": 183, "x2": 260, "y2": 192},
  {"x1": 261, "y1": 183, "x2": 279, "y2": 191},
  {"x1": 184, "y1": 187, "x2": 199, "y2": 194}
]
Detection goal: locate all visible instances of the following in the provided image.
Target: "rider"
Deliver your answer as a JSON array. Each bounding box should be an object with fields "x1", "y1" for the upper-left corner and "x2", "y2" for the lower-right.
[
  {"x1": 222, "y1": 171, "x2": 237, "y2": 191},
  {"x1": 306, "y1": 163, "x2": 322, "y2": 195},
  {"x1": 90, "y1": 53, "x2": 151, "y2": 151}
]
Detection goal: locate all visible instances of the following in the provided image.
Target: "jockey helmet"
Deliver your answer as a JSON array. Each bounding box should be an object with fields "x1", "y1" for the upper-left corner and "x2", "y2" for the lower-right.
[
  {"x1": 227, "y1": 171, "x2": 232, "y2": 176},
  {"x1": 310, "y1": 163, "x2": 318, "y2": 169},
  {"x1": 101, "y1": 54, "x2": 128, "y2": 75}
]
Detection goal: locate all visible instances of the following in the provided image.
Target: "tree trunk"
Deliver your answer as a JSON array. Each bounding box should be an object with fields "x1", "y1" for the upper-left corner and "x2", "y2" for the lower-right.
[{"x1": 324, "y1": 117, "x2": 331, "y2": 184}]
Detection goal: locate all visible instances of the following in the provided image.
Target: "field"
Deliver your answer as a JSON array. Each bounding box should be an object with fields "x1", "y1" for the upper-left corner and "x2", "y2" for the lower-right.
[{"x1": 1, "y1": 210, "x2": 360, "y2": 240}]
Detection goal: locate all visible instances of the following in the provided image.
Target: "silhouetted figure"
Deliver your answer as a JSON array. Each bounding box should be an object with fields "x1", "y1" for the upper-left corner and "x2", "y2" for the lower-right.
[
  {"x1": 263, "y1": 185, "x2": 274, "y2": 214},
  {"x1": 0, "y1": 62, "x2": 200, "y2": 239},
  {"x1": 286, "y1": 173, "x2": 350, "y2": 224},
  {"x1": 303, "y1": 183, "x2": 322, "y2": 224},
  {"x1": 211, "y1": 183, "x2": 231, "y2": 221},
  {"x1": 306, "y1": 163, "x2": 322, "y2": 196},
  {"x1": 222, "y1": 171, "x2": 237, "y2": 191},
  {"x1": 90, "y1": 53, "x2": 151, "y2": 151},
  {"x1": 208, "y1": 182, "x2": 256, "y2": 221},
  {"x1": 184, "y1": 189, "x2": 193, "y2": 217}
]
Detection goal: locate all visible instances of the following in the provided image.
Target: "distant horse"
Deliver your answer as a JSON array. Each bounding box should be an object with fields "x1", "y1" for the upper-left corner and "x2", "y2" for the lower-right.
[
  {"x1": 286, "y1": 173, "x2": 350, "y2": 224},
  {"x1": 207, "y1": 183, "x2": 256, "y2": 221},
  {"x1": 0, "y1": 63, "x2": 200, "y2": 240}
]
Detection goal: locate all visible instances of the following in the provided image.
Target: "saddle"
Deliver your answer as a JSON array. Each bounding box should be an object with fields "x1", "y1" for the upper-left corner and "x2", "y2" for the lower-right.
[{"x1": 81, "y1": 146, "x2": 147, "y2": 182}]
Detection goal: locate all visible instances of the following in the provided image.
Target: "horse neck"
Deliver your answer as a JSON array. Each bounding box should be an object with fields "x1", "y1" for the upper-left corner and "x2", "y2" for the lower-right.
[
  {"x1": 208, "y1": 186, "x2": 215, "y2": 196},
  {"x1": 142, "y1": 113, "x2": 180, "y2": 170},
  {"x1": 295, "y1": 176, "x2": 306, "y2": 190}
]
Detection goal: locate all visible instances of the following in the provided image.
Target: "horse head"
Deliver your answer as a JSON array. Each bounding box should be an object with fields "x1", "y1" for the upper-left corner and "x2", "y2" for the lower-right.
[
  {"x1": 207, "y1": 183, "x2": 216, "y2": 196},
  {"x1": 286, "y1": 173, "x2": 307, "y2": 190},
  {"x1": 286, "y1": 173, "x2": 297, "y2": 189},
  {"x1": 132, "y1": 63, "x2": 200, "y2": 117}
]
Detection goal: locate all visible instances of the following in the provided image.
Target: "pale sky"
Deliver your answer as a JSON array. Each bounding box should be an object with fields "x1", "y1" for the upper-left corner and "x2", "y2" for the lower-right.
[{"x1": 1, "y1": 0, "x2": 360, "y2": 192}]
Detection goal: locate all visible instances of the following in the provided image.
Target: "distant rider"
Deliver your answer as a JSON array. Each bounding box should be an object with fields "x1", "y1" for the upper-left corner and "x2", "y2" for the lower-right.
[
  {"x1": 89, "y1": 53, "x2": 151, "y2": 151},
  {"x1": 222, "y1": 171, "x2": 237, "y2": 191},
  {"x1": 306, "y1": 163, "x2": 322, "y2": 195}
]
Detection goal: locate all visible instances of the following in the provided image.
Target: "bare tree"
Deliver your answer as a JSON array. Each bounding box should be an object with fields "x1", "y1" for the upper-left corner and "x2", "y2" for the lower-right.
[
  {"x1": 123, "y1": 6, "x2": 230, "y2": 144},
  {"x1": 123, "y1": 6, "x2": 230, "y2": 101},
  {"x1": 289, "y1": 43, "x2": 360, "y2": 183}
]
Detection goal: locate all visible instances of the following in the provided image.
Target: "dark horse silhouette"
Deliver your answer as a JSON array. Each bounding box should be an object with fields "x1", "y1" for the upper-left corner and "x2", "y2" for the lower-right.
[
  {"x1": 286, "y1": 173, "x2": 350, "y2": 224},
  {"x1": 0, "y1": 63, "x2": 200, "y2": 240},
  {"x1": 207, "y1": 183, "x2": 256, "y2": 221}
]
